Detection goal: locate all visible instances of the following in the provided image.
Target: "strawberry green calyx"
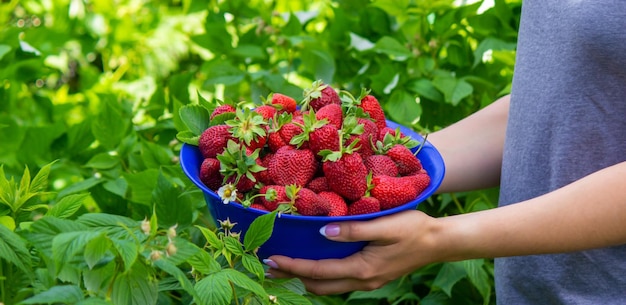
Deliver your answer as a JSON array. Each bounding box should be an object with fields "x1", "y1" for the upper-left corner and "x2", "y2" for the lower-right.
[
  {"x1": 226, "y1": 108, "x2": 268, "y2": 147},
  {"x1": 290, "y1": 110, "x2": 329, "y2": 148},
  {"x1": 216, "y1": 140, "x2": 266, "y2": 185},
  {"x1": 374, "y1": 127, "x2": 421, "y2": 154},
  {"x1": 301, "y1": 80, "x2": 328, "y2": 111},
  {"x1": 318, "y1": 130, "x2": 360, "y2": 162},
  {"x1": 276, "y1": 184, "x2": 300, "y2": 215}
]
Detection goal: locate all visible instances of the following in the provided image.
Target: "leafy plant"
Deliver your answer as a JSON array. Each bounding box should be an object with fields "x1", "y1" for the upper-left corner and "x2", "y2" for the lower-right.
[{"x1": 0, "y1": 0, "x2": 520, "y2": 304}]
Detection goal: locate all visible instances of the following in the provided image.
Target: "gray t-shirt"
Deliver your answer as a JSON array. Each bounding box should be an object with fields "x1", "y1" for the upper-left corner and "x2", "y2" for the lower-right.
[{"x1": 498, "y1": 1, "x2": 626, "y2": 304}]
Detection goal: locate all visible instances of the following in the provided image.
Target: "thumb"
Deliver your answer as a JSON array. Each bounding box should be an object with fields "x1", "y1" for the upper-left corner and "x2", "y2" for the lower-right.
[{"x1": 319, "y1": 210, "x2": 418, "y2": 242}]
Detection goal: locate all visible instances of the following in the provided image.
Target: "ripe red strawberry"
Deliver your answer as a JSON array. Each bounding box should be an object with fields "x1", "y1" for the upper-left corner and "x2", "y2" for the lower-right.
[
  {"x1": 321, "y1": 143, "x2": 368, "y2": 202},
  {"x1": 254, "y1": 104, "x2": 277, "y2": 120},
  {"x1": 306, "y1": 176, "x2": 329, "y2": 193},
  {"x1": 378, "y1": 126, "x2": 402, "y2": 142},
  {"x1": 198, "y1": 124, "x2": 233, "y2": 158},
  {"x1": 210, "y1": 104, "x2": 236, "y2": 120},
  {"x1": 279, "y1": 117, "x2": 305, "y2": 148},
  {"x1": 315, "y1": 103, "x2": 343, "y2": 129},
  {"x1": 271, "y1": 93, "x2": 297, "y2": 114},
  {"x1": 258, "y1": 185, "x2": 289, "y2": 211},
  {"x1": 387, "y1": 144, "x2": 422, "y2": 176},
  {"x1": 256, "y1": 153, "x2": 274, "y2": 185},
  {"x1": 347, "y1": 118, "x2": 377, "y2": 159},
  {"x1": 319, "y1": 191, "x2": 348, "y2": 216},
  {"x1": 371, "y1": 175, "x2": 419, "y2": 210},
  {"x1": 293, "y1": 187, "x2": 330, "y2": 216},
  {"x1": 267, "y1": 131, "x2": 287, "y2": 152},
  {"x1": 364, "y1": 154, "x2": 399, "y2": 177},
  {"x1": 302, "y1": 80, "x2": 341, "y2": 112},
  {"x1": 359, "y1": 94, "x2": 387, "y2": 130},
  {"x1": 309, "y1": 124, "x2": 340, "y2": 158},
  {"x1": 406, "y1": 172, "x2": 431, "y2": 195},
  {"x1": 199, "y1": 158, "x2": 222, "y2": 191},
  {"x1": 226, "y1": 174, "x2": 256, "y2": 193},
  {"x1": 227, "y1": 109, "x2": 268, "y2": 152},
  {"x1": 250, "y1": 203, "x2": 269, "y2": 212},
  {"x1": 348, "y1": 196, "x2": 381, "y2": 215},
  {"x1": 268, "y1": 146, "x2": 318, "y2": 187}
]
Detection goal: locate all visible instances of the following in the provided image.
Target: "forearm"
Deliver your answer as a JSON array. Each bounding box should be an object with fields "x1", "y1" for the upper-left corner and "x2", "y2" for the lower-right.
[
  {"x1": 428, "y1": 95, "x2": 509, "y2": 193},
  {"x1": 436, "y1": 161, "x2": 626, "y2": 261}
]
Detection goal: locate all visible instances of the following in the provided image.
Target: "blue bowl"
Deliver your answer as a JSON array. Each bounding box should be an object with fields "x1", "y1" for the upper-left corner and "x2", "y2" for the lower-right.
[{"x1": 180, "y1": 120, "x2": 445, "y2": 260}]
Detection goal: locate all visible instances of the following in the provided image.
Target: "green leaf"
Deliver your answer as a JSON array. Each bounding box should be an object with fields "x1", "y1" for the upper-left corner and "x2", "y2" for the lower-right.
[
  {"x1": 432, "y1": 261, "x2": 467, "y2": 297},
  {"x1": 242, "y1": 253, "x2": 265, "y2": 279},
  {"x1": 432, "y1": 76, "x2": 474, "y2": 106},
  {"x1": 47, "y1": 193, "x2": 89, "y2": 219},
  {"x1": 57, "y1": 177, "x2": 103, "y2": 198},
  {"x1": 265, "y1": 287, "x2": 313, "y2": 305},
  {"x1": 243, "y1": 210, "x2": 277, "y2": 251},
  {"x1": 0, "y1": 223, "x2": 32, "y2": 274},
  {"x1": 91, "y1": 98, "x2": 129, "y2": 150},
  {"x1": 463, "y1": 259, "x2": 492, "y2": 304},
  {"x1": 111, "y1": 238, "x2": 139, "y2": 273},
  {"x1": 84, "y1": 233, "x2": 111, "y2": 270},
  {"x1": 374, "y1": 36, "x2": 412, "y2": 60},
  {"x1": 196, "y1": 225, "x2": 223, "y2": 251},
  {"x1": 405, "y1": 78, "x2": 444, "y2": 102},
  {"x1": 52, "y1": 231, "x2": 101, "y2": 270},
  {"x1": 195, "y1": 271, "x2": 233, "y2": 305},
  {"x1": 153, "y1": 171, "x2": 193, "y2": 229},
  {"x1": 223, "y1": 235, "x2": 244, "y2": 256},
  {"x1": 124, "y1": 169, "x2": 159, "y2": 205},
  {"x1": 0, "y1": 215, "x2": 15, "y2": 231},
  {"x1": 111, "y1": 261, "x2": 158, "y2": 305},
  {"x1": 221, "y1": 269, "x2": 268, "y2": 300},
  {"x1": 84, "y1": 153, "x2": 120, "y2": 169},
  {"x1": 384, "y1": 89, "x2": 422, "y2": 125},
  {"x1": 179, "y1": 104, "x2": 211, "y2": 136},
  {"x1": 349, "y1": 32, "x2": 375, "y2": 52},
  {"x1": 176, "y1": 130, "x2": 200, "y2": 146},
  {"x1": 153, "y1": 259, "x2": 200, "y2": 300},
  {"x1": 187, "y1": 249, "x2": 221, "y2": 274},
  {"x1": 19, "y1": 285, "x2": 84, "y2": 304},
  {"x1": 0, "y1": 44, "x2": 11, "y2": 61},
  {"x1": 23, "y1": 216, "x2": 88, "y2": 258}
]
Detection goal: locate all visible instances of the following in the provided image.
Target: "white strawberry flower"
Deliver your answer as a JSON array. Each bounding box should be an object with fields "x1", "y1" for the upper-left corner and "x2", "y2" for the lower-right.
[{"x1": 217, "y1": 183, "x2": 237, "y2": 204}]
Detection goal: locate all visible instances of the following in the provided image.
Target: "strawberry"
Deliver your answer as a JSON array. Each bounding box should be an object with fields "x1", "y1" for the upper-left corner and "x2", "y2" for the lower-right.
[
  {"x1": 406, "y1": 171, "x2": 431, "y2": 195},
  {"x1": 271, "y1": 93, "x2": 297, "y2": 114},
  {"x1": 316, "y1": 103, "x2": 343, "y2": 129},
  {"x1": 301, "y1": 80, "x2": 341, "y2": 112},
  {"x1": 199, "y1": 158, "x2": 222, "y2": 191},
  {"x1": 309, "y1": 124, "x2": 340, "y2": 158},
  {"x1": 293, "y1": 187, "x2": 330, "y2": 216},
  {"x1": 268, "y1": 146, "x2": 318, "y2": 187},
  {"x1": 319, "y1": 191, "x2": 348, "y2": 216},
  {"x1": 371, "y1": 175, "x2": 419, "y2": 210},
  {"x1": 267, "y1": 131, "x2": 288, "y2": 152},
  {"x1": 254, "y1": 104, "x2": 278, "y2": 120},
  {"x1": 364, "y1": 154, "x2": 399, "y2": 177},
  {"x1": 378, "y1": 126, "x2": 400, "y2": 142},
  {"x1": 348, "y1": 196, "x2": 381, "y2": 216},
  {"x1": 217, "y1": 140, "x2": 266, "y2": 193},
  {"x1": 387, "y1": 144, "x2": 422, "y2": 176},
  {"x1": 278, "y1": 116, "x2": 305, "y2": 148},
  {"x1": 198, "y1": 124, "x2": 233, "y2": 158},
  {"x1": 256, "y1": 153, "x2": 274, "y2": 185},
  {"x1": 258, "y1": 185, "x2": 289, "y2": 211},
  {"x1": 306, "y1": 176, "x2": 329, "y2": 193},
  {"x1": 320, "y1": 138, "x2": 368, "y2": 201},
  {"x1": 226, "y1": 108, "x2": 268, "y2": 151},
  {"x1": 359, "y1": 94, "x2": 387, "y2": 130},
  {"x1": 210, "y1": 104, "x2": 236, "y2": 120},
  {"x1": 250, "y1": 203, "x2": 269, "y2": 212}
]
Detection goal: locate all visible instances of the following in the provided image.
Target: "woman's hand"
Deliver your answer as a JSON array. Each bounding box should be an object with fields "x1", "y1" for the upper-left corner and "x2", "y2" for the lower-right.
[{"x1": 265, "y1": 210, "x2": 443, "y2": 295}]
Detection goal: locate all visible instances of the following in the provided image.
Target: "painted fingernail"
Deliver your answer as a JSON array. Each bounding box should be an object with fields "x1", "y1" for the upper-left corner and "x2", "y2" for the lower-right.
[
  {"x1": 264, "y1": 272, "x2": 275, "y2": 279},
  {"x1": 263, "y1": 259, "x2": 278, "y2": 269},
  {"x1": 319, "y1": 224, "x2": 340, "y2": 237}
]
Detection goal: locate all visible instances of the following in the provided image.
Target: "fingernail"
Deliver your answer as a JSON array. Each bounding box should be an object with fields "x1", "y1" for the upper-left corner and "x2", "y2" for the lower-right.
[
  {"x1": 264, "y1": 272, "x2": 274, "y2": 279},
  {"x1": 263, "y1": 259, "x2": 278, "y2": 269},
  {"x1": 319, "y1": 224, "x2": 340, "y2": 237}
]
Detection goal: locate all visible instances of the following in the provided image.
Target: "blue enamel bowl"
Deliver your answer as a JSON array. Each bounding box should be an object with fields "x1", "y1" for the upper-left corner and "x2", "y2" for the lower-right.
[{"x1": 180, "y1": 120, "x2": 445, "y2": 260}]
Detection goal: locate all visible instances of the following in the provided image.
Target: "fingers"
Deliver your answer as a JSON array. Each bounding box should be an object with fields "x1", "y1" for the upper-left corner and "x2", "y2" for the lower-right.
[{"x1": 320, "y1": 210, "x2": 418, "y2": 243}]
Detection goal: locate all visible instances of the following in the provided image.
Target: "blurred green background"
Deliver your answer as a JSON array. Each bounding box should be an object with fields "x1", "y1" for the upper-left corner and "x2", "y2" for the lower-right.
[{"x1": 0, "y1": 0, "x2": 520, "y2": 304}]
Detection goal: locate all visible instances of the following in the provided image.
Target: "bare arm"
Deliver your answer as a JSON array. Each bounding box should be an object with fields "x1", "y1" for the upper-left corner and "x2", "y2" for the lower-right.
[
  {"x1": 267, "y1": 161, "x2": 626, "y2": 294},
  {"x1": 428, "y1": 94, "x2": 509, "y2": 193}
]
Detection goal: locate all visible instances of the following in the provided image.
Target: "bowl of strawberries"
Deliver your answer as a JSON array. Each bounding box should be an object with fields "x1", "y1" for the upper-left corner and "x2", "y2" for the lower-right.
[{"x1": 179, "y1": 81, "x2": 445, "y2": 260}]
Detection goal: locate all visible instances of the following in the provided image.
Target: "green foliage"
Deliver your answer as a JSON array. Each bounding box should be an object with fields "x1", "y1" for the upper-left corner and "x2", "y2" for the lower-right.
[{"x1": 0, "y1": 0, "x2": 520, "y2": 304}]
